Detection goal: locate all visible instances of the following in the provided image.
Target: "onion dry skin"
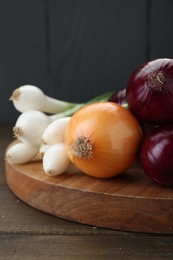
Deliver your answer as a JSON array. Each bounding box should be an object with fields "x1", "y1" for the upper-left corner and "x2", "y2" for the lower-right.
[
  {"x1": 126, "y1": 58, "x2": 173, "y2": 125},
  {"x1": 65, "y1": 102, "x2": 143, "y2": 178},
  {"x1": 141, "y1": 125, "x2": 173, "y2": 186}
]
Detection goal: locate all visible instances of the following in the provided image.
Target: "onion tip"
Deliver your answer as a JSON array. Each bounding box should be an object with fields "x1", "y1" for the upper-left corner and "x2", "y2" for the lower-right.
[
  {"x1": 13, "y1": 126, "x2": 23, "y2": 138},
  {"x1": 71, "y1": 136, "x2": 93, "y2": 159},
  {"x1": 9, "y1": 89, "x2": 21, "y2": 101}
]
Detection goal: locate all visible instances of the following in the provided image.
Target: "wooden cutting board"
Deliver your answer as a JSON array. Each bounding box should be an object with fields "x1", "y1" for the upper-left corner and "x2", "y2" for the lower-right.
[{"x1": 5, "y1": 142, "x2": 173, "y2": 234}]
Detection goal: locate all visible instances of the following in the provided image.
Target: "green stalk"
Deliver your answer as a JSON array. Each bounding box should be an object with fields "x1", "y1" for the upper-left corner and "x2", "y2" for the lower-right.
[
  {"x1": 51, "y1": 91, "x2": 115, "y2": 120},
  {"x1": 51, "y1": 104, "x2": 84, "y2": 120},
  {"x1": 85, "y1": 91, "x2": 114, "y2": 104}
]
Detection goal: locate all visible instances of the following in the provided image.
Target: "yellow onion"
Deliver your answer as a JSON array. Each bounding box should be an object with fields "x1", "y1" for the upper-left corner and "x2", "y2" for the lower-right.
[{"x1": 65, "y1": 102, "x2": 143, "y2": 178}]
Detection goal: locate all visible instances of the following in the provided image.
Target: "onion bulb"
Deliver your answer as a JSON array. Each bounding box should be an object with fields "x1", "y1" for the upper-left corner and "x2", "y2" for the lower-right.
[
  {"x1": 41, "y1": 117, "x2": 71, "y2": 145},
  {"x1": 9, "y1": 85, "x2": 79, "y2": 113},
  {"x1": 6, "y1": 142, "x2": 40, "y2": 164},
  {"x1": 43, "y1": 143, "x2": 70, "y2": 176},
  {"x1": 65, "y1": 102, "x2": 143, "y2": 178},
  {"x1": 141, "y1": 125, "x2": 173, "y2": 186},
  {"x1": 126, "y1": 58, "x2": 173, "y2": 125},
  {"x1": 13, "y1": 110, "x2": 51, "y2": 144}
]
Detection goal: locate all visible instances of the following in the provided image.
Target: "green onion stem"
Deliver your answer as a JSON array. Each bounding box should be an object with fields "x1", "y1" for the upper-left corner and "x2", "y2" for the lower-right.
[{"x1": 51, "y1": 91, "x2": 115, "y2": 119}]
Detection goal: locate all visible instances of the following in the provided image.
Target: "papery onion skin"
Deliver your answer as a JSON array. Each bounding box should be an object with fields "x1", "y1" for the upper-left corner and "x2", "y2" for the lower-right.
[
  {"x1": 141, "y1": 125, "x2": 173, "y2": 186},
  {"x1": 65, "y1": 102, "x2": 143, "y2": 178},
  {"x1": 126, "y1": 58, "x2": 173, "y2": 125}
]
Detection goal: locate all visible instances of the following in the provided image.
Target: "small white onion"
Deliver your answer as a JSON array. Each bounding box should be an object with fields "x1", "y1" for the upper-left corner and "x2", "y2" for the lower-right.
[
  {"x1": 43, "y1": 143, "x2": 70, "y2": 176},
  {"x1": 10, "y1": 85, "x2": 78, "y2": 113},
  {"x1": 41, "y1": 117, "x2": 71, "y2": 145},
  {"x1": 9, "y1": 85, "x2": 45, "y2": 112},
  {"x1": 6, "y1": 142, "x2": 39, "y2": 164},
  {"x1": 13, "y1": 110, "x2": 51, "y2": 144}
]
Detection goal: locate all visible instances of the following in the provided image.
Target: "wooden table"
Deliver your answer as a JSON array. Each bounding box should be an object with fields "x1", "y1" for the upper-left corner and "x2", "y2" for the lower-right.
[{"x1": 1, "y1": 124, "x2": 173, "y2": 259}]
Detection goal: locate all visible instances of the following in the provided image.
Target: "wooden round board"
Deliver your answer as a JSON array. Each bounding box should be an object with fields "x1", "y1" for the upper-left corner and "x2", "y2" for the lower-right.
[{"x1": 5, "y1": 142, "x2": 173, "y2": 234}]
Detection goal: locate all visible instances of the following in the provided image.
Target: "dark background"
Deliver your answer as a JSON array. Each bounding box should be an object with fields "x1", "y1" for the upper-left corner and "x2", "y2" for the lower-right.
[{"x1": 0, "y1": 0, "x2": 172, "y2": 123}]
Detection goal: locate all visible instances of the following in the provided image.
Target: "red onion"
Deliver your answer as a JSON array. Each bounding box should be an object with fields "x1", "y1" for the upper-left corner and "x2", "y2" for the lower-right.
[
  {"x1": 126, "y1": 58, "x2": 173, "y2": 125},
  {"x1": 108, "y1": 88, "x2": 127, "y2": 106},
  {"x1": 141, "y1": 125, "x2": 173, "y2": 186}
]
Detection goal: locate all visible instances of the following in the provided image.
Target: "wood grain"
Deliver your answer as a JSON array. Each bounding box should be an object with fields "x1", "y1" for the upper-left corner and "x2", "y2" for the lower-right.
[
  {"x1": 1, "y1": 125, "x2": 173, "y2": 259},
  {"x1": 5, "y1": 145, "x2": 173, "y2": 234},
  {"x1": 1, "y1": 233, "x2": 173, "y2": 260},
  {"x1": 0, "y1": 124, "x2": 13, "y2": 185}
]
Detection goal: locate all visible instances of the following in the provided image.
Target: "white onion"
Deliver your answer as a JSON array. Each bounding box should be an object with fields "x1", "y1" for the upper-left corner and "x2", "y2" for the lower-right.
[
  {"x1": 6, "y1": 142, "x2": 39, "y2": 164},
  {"x1": 43, "y1": 143, "x2": 70, "y2": 176},
  {"x1": 9, "y1": 85, "x2": 78, "y2": 113},
  {"x1": 41, "y1": 117, "x2": 71, "y2": 145},
  {"x1": 13, "y1": 110, "x2": 51, "y2": 144}
]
